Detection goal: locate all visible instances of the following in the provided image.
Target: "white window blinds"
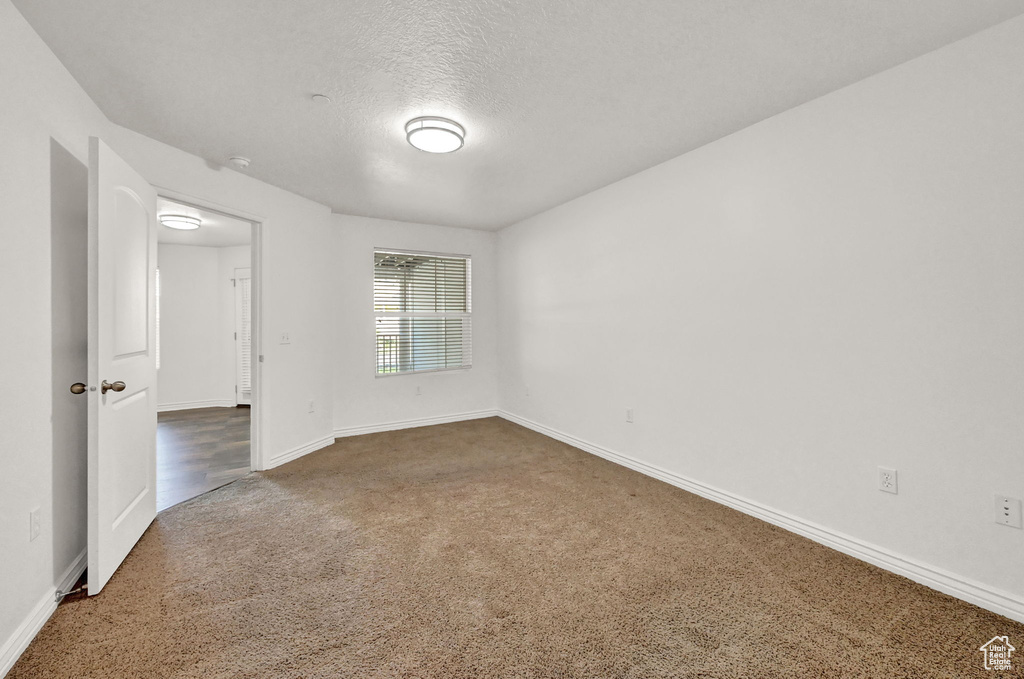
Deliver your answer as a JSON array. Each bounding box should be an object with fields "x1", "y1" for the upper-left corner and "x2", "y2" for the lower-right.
[{"x1": 374, "y1": 250, "x2": 471, "y2": 375}]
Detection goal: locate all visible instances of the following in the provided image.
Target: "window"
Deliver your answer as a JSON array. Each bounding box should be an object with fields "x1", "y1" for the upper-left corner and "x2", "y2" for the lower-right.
[{"x1": 374, "y1": 250, "x2": 471, "y2": 375}]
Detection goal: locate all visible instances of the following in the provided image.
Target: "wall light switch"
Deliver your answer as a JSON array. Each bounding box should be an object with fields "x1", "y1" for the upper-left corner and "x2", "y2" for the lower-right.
[
  {"x1": 995, "y1": 495, "x2": 1022, "y2": 529},
  {"x1": 626, "y1": 408, "x2": 634, "y2": 423}
]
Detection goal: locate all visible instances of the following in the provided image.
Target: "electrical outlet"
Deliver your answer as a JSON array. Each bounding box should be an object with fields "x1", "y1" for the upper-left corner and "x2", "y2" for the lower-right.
[
  {"x1": 626, "y1": 408, "x2": 634, "y2": 424},
  {"x1": 878, "y1": 467, "x2": 898, "y2": 494},
  {"x1": 279, "y1": 331, "x2": 291, "y2": 344},
  {"x1": 29, "y1": 508, "x2": 41, "y2": 542},
  {"x1": 416, "y1": 386, "x2": 422, "y2": 396},
  {"x1": 994, "y1": 495, "x2": 1022, "y2": 529}
]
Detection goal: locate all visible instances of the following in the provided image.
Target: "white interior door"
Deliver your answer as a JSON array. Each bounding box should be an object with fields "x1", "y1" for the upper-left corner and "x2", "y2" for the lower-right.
[
  {"x1": 234, "y1": 268, "x2": 252, "y2": 406},
  {"x1": 87, "y1": 137, "x2": 158, "y2": 595}
]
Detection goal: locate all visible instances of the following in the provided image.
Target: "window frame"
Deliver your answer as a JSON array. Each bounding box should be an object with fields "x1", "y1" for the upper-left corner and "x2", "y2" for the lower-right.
[{"x1": 373, "y1": 248, "x2": 472, "y2": 378}]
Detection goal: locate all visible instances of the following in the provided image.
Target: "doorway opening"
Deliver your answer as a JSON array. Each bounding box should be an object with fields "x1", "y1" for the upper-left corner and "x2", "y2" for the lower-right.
[{"x1": 155, "y1": 196, "x2": 259, "y2": 511}]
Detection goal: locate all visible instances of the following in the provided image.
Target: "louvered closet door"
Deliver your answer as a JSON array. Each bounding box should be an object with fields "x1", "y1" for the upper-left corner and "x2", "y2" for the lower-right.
[{"x1": 235, "y1": 268, "x2": 252, "y2": 405}]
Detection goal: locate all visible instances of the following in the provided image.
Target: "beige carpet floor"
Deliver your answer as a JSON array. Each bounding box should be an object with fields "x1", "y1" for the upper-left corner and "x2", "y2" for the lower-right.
[{"x1": 12, "y1": 417, "x2": 1022, "y2": 678}]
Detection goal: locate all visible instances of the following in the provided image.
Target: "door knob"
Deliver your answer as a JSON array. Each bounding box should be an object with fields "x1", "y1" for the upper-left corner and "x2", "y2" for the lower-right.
[
  {"x1": 70, "y1": 383, "x2": 87, "y2": 395},
  {"x1": 101, "y1": 380, "x2": 126, "y2": 394}
]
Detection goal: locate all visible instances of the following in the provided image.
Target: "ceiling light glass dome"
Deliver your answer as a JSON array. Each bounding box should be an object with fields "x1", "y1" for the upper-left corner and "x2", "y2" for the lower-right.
[
  {"x1": 159, "y1": 214, "x2": 202, "y2": 230},
  {"x1": 405, "y1": 117, "x2": 465, "y2": 153}
]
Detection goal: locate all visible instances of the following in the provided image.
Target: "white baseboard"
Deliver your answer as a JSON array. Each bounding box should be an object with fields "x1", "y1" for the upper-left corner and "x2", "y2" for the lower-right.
[
  {"x1": 157, "y1": 399, "x2": 236, "y2": 413},
  {"x1": 333, "y1": 409, "x2": 499, "y2": 439},
  {"x1": 497, "y1": 410, "x2": 1024, "y2": 624},
  {"x1": 265, "y1": 435, "x2": 336, "y2": 470},
  {"x1": 0, "y1": 549, "x2": 87, "y2": 677}
]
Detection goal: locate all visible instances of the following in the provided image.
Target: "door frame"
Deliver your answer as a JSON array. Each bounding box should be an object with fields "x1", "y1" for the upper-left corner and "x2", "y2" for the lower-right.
[{"x1": 153, "y1": 187, "x2": 265, "y2": 472}]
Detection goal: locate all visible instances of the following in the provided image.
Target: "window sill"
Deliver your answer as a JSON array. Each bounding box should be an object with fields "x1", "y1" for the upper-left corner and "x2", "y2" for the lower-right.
[{"x1": 374, "y1": 366, "x2": 472, "y2": 378}]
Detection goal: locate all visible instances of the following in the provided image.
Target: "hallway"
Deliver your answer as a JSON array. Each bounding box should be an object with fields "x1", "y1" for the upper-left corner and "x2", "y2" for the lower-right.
[{"x1": 157, "y1": 407, "x2": 250, "y2": 511}]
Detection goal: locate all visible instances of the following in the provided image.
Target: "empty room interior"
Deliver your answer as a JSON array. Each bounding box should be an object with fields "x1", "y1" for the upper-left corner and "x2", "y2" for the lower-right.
[{"x1": 2, "y1": 1, "x2": 1023, "y2": 677}]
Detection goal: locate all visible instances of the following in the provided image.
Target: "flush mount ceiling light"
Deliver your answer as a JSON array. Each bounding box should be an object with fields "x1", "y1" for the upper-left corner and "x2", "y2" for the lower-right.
[
  {"x1": 405, "y1": 117, "x2": 465, "y2": 153},
  {"x1": 228, "y1": 156, "x2": 251, "y2": 170},
  {"x1": 159, "y1": 214, "x2": 202, "y2": 230}
]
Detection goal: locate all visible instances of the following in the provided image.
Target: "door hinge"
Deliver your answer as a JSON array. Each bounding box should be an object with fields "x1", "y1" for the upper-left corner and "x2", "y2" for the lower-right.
[
  {"x1": 232, "y1": 278, "x2": 236, "y2": 287},
  {"x1": 259, "y1": 355, "x2": 264, "y2": 363},
  {"x1": 234, "y1": 332, "x2": 237, "y2": 340}
]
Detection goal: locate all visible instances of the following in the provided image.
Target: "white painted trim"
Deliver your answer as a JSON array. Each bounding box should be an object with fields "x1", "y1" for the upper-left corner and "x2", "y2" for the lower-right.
[
  {"x1": 248, "y1": 220, "x2": 264, "y2": 472},
  {"x1": 156, "y1": 400, "x2": 236, "y2": 413},
  {"x1": 152, "y1": 185, "x2": 266, "y2": 224},
  {"x1": 333, "y1": 409, "x2": 499, "y2": 439},
  {"x1": 265, "y1": 435, "x2": 336, "y2": 470},
  {"x1": 497, "y1": 410, "x2": 1024, "y2": 624},
  {"x1": 0, "y1": 549, "x2": 87, "y2": 677}
]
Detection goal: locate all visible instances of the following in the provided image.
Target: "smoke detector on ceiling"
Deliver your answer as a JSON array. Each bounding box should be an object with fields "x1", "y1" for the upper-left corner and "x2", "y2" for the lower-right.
[{"x1": 228, "y1": 156, "x2": 251, "y2": 170}]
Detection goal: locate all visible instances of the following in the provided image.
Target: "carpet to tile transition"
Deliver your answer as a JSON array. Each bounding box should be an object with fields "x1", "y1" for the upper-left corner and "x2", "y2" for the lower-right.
[{"x1": 11, "y1": 417, "x2": 1022, "y2": 678}]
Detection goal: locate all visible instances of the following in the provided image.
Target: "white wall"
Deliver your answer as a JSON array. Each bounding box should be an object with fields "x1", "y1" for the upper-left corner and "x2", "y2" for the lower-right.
[
  {"x1": 333, "y1": 215, "x2": 498, "y2": 434},
  {"x1": 0, "y1": 2, "x2": 112, "y2": 670},
  {"x1": 0, "y1": 0, "x2": 335, "y2": 667},
  {"x1": 157, "y1": 245, "x2": 222, "y2": 408},
  {"x1": 157, "y1": 244, "x2": 250, "y2": 410},
  {"x1": 103, "y1": 128, "x2": 335, "y2": 466},
  {"x1": 498, "y1": 16, "x2": 1024, "y2": 618}
]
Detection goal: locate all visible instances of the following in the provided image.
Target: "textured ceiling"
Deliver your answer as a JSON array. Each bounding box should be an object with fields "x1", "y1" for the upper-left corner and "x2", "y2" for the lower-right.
[
  {"x1": 157, "y1": 198, "x2": 252, "y2": 247},
  {"x1": 15, "y1": 1, "x2": 1024, "y2": 230}
]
